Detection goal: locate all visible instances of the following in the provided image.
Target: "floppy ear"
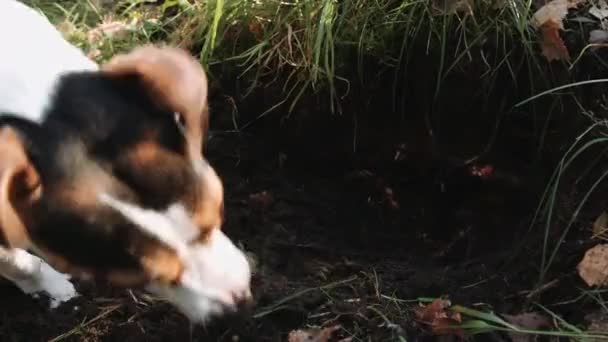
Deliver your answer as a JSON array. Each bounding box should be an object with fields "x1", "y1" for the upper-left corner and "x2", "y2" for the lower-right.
[
  {"x1": 101, "y1": 45, "x2": 209, "y2": 160},
  {"x1": 0, "y1": 127, "x2": 41, "y2": 249}
]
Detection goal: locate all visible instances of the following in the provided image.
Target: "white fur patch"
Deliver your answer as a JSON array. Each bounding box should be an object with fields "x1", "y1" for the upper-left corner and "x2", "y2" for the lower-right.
[
  {"x1": 146, "y1": 228, "x2": 252, "y2": 323},
  {"x1": 98, "y1": 193, "x2": 193, "y2": 256},
  {"x1": 0, "y1": 0, "x2": 87, "y2": 310},
  {"x1": 98, "y1": 193, "x2": 252, "y2": 323},
  {"x1": 0, "y1": 247, "x2": 78, "y2": 308},
  {"x1": 0, "y1": 1, "x2": 97, "y2": 122}
]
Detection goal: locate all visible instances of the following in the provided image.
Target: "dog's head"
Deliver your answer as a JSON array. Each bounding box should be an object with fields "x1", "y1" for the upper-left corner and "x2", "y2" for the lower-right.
[{"x1": 0, "y1": 45, "x2": 252, "y2": 323}]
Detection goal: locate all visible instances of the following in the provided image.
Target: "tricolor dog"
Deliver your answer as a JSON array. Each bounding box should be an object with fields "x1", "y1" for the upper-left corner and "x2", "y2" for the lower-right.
[{"x1": 0, "y1": 0, "x2": 252, "y2": 323}]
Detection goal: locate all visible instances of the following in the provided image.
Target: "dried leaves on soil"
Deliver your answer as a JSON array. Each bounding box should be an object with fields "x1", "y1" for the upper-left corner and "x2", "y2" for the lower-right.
[
  {"x1": 577, "y1": 244, "x2": 608, "y2": 286},
  {"x1": 533, "y1": 0, "x2": 585, "y2": 27},
  {"x1": 589, "y1": 0, "x2": 608, "y2": 41},
  {"x1": 532, "y1": 0, "x2": 586, "y2": 61},
  {"x1": 414, "y1": 298, "x2": 464, "y2": 339},
  {"x1": 589, "y1": 0, "x2": 608, "y2": 21},
  {"x1": 87, "y1": 16, "x2": 135, "y2": 44},
  {"x1": 538, "y1": 21, "x2": 570, "y2": 61}
]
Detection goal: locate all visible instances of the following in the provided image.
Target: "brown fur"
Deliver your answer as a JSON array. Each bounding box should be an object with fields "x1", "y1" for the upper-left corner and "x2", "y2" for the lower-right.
[
  {"x1": 191, "y1": 165, "x2": 224, "y2": 238},
  {"x1": 101, "y1": 45, "x2": 209, "y2": 160},
  {"x1": 118, "y1": 138, "x2": 224, "y2": 239},
  {"x1": 0, "y1": 127, "x2": 39, "y2": 249},
  {"x1": 102, "y1": 45, "x2": 224, "y2": 238},
  {"x1": 0, "y1": 45, "x2": 224, "y2": 290}
]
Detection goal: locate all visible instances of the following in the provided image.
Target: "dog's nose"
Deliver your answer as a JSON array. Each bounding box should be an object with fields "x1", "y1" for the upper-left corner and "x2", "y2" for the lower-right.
[
  {"x1": 222, "y1": 289, "x2": 254, "y2": 321},
  {"x1": 231, "y1": 289, "x2": 253, "y2": 308}
]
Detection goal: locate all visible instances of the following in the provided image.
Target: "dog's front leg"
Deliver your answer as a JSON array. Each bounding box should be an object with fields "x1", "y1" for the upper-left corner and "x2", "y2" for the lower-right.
[{"x1": 0, "y1": 247, "x2": 78, "y2": 308}]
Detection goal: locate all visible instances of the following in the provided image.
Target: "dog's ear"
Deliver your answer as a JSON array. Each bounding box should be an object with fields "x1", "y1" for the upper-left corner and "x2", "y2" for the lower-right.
[
  {"x1": 101, "y1": 45, "x2": 209, "y2": 160},
  {"x1": 0, "y1": 127, "x2": 41, "y2": 248}
]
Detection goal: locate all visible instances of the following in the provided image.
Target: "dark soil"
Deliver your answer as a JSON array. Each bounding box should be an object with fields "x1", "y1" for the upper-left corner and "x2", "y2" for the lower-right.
[{"x1": 1, "y1": 116, "x2": 605, "y2": 341}]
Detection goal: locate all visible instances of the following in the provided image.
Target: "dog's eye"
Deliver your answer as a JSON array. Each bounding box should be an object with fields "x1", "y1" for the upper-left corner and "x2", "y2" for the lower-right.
[{"x1": 174, "y1": 112, "x2": 187, "y2": 135}]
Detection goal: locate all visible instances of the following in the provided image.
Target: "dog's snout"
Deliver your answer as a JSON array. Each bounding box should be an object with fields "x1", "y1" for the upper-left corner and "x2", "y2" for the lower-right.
[
  {"x1": 232, "y1": 289, "x2": 253, "y2": 310},
  {"x1": 230, "y1": 289, "x2": 254, "y2": 317}
]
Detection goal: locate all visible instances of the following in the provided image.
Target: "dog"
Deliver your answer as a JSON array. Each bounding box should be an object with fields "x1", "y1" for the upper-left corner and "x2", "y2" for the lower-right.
[{"x1": 0, "y1": 0, "x2": 252, "y2": 323}]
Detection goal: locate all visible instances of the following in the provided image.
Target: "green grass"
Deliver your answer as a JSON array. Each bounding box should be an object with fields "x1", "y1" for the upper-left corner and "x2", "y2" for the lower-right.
[{"x1": 25, "y1": 0, "x2": 547, "y2": 117}]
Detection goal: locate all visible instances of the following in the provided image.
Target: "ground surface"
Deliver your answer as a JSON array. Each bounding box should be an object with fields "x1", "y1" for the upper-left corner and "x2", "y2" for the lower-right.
[
  {"x1": 0, "y1": 128, "x2": 601, "y2": 342},
  {"x1": 2, "y1": 0, "x2": 608, "y2": 340}
]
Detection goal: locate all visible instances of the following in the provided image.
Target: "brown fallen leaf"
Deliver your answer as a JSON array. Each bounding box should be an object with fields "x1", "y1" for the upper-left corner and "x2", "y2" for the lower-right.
[
  {"x1": 87, "y1": 16, "x2": 135, "y2": 45},
  {"x1": 469, "y1": 164, "x2": 495, "y2": 179},
  {"x1": 533, "y1": 0, "x2": 585, "y2": 28},
  {"x1": 415, "y1": 298, "x2": 449, "y2": 322},
  {"x1": 248, "y1": 19, "x2": 264, "y2": 40},
  {"x1": 532, "y1": 0, "x2": 586, "y2": 62},
  {"x1": 287, "y1": 325, "x2": 342, "y2": 342},
  {"x1": 503, "y1": 312, "x2": 554, "y2": 342},
  {"x1": 577, "y1": 244, "x2": 608, "y2": 286},
  {"x1": 589, "y1": 0, "x2": 608, "y2": 22},
  {"x1": 414, "y1": 298, "x2": 464, "y2": 339},
  {"x1": 537, "y1": 19, "x2": 571, "y2": 61},
  {"x1": 538, "y1": 19, "x2": 571, "y2": 61},
  {"x1": 593, "y1": 211, "x2": 608, "y2": 239}
]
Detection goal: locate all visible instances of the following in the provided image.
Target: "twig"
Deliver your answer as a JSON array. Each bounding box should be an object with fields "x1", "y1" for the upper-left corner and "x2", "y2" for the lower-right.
[{"x1": 48, "y1": 304, "x2": 122, "y2": 342}]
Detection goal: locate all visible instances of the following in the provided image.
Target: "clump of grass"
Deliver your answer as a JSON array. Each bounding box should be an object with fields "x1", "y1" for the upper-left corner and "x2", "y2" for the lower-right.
[{"x1": 27, "y1": 0, "x2": 547, "y2": 118}]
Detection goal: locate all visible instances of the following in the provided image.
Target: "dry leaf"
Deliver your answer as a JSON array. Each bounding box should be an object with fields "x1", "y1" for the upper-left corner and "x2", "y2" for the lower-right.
[
  {"x1": 532, "y1": 0, "x2": 586, "y2": 62},
  {"x1": 414, "y1": 299, "x2": 464, "y2": 339},
  {"x1": 577, "y1": 244, "x2": 608, "y2": 286},
  {"x1": 415, "y1": 298, "x2": 451, "y2": 322},
  {"x1": 288, "y1": 325, "x2": 341, "y2": 342},
  {"x1": 87, "y1": 16, "x2": 135, "y2": 44},
  {"x1": 589, "y1": 0, "x2": 608, "y2": 21},
  {"x1": 248, "y1": 19, "x2": 263, "y2": 39},
  {"x1": 593, "y1": 212, "x2": 608, "y2": 238},
  {"x1": 539, "y1": 20, "x2": 571, "y2": 61},
  {"x1": 469, "y1": 164, "x2": 495, "y2": 179},
  {"x1": 533, "y1": 0, "x2": 585, "y2": 29},
  {"x1": 503, "y1": 312, "x2": 553, "y2": 342}
]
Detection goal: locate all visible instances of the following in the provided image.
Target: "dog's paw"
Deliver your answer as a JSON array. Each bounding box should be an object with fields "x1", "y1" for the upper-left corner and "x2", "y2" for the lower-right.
[{"x1": 14, "y1": 262, "x2": 79, "y2": 309}]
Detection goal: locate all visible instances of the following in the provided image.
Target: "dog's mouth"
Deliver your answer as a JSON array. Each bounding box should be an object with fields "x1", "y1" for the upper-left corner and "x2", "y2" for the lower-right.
[{"x1": 145, "y1": 281, "x2": 254, "y2": 323}]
